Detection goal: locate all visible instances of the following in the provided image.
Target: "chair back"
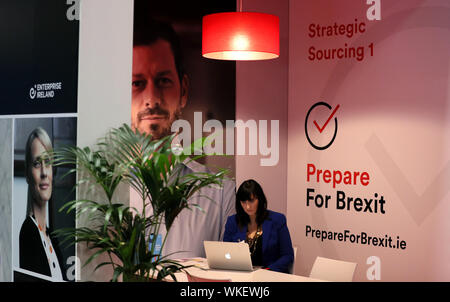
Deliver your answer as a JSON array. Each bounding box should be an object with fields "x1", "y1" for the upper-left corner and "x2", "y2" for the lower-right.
[
  {"x1": 309, "y1": 256, "x2": 357, "y2": 282},
  {"x1": 288, "y1": 246, "x2": 298, "y2": 274}
]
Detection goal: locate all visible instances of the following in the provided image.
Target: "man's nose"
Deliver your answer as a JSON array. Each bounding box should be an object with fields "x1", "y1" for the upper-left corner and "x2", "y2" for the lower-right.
[{"x1": 143, "y1": 82, "x2": 162, "y2": 108}]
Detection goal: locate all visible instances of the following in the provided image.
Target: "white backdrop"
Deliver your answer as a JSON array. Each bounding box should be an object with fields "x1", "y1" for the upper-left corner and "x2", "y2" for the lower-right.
[{"x1": 287, "y1": 0, "x2": 450, "y2": 281}]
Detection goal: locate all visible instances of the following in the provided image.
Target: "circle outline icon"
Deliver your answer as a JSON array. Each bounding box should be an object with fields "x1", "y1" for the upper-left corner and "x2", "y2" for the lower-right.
[{"x1": 305, "y1": 101, "x2": 338, "y2": 150}]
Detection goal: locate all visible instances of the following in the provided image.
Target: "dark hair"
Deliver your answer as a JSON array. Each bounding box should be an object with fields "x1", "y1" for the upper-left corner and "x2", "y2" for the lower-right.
[
  {"x1": 235, "y1": 179, "x2": 269, "y2": 229},
  {"x1": 133, "y1": 17, "x2": 185, "y2": 82}
]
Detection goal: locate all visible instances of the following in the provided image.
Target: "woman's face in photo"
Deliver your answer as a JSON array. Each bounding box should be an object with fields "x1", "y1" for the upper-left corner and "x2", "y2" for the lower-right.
[
  {"x1": 29, "y1": 138, "x2": 53, "y2": 204},
  {"x1": 240, "y1": 194, "x2": 259, "y2": 218}
]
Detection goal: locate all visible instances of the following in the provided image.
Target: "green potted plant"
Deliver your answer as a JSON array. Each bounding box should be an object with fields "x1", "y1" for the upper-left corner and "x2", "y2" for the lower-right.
[{"x1": 52, "y1": 124, "x2": 227, "y2": 282}]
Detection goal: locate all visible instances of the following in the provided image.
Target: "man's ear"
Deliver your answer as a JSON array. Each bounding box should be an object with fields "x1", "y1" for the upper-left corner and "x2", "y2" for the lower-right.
[{"x1": 180, "y1": 74, "x2": 189, "y2": 108}]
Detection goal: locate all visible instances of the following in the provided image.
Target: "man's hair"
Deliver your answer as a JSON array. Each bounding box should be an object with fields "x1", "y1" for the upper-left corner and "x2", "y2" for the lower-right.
[{"x1": 133, "y1": 17, "x2": 185, "y2": 82}]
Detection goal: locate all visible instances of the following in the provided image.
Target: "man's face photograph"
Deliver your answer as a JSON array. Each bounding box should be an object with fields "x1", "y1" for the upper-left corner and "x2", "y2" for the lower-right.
[{"x1": 131, "y1": 39, "x2": 188, "y2": 139}]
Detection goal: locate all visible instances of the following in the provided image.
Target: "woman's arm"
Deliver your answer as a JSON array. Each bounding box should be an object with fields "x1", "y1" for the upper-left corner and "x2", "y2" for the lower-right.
[
  {"x1": 223, "y1": 216, "x2": 236, "y2": 242},
  {"x1": 267, "y1": 215, "x2": 294, "y2": 273}
]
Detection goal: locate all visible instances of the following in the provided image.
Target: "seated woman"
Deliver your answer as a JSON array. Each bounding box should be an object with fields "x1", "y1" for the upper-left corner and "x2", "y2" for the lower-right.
[{"x1": 223, "y1": 179, "x2": 294, "y2": 273}]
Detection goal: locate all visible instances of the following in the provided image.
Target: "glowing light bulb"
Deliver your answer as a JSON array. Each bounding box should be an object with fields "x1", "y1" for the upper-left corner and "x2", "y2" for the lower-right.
[{"x1": 232, "y1": 34, "x2": 249, "y2": 50}]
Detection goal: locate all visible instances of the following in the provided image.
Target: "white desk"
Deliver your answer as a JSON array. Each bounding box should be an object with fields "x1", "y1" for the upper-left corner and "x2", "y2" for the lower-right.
[{"x1": 171, "y1": 258, "x2": 326, "y2": 282}]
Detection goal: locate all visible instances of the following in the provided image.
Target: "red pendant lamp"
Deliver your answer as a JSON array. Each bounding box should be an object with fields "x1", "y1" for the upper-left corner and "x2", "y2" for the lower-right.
[{"x1": 202, "y1": 2, "x2": 279, "y2": 61}]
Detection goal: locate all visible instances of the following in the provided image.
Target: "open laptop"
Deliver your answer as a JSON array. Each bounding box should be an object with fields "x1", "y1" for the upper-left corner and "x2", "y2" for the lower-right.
[{"x1": 203, "y1": 241, "x2": 254, "y2": 271}]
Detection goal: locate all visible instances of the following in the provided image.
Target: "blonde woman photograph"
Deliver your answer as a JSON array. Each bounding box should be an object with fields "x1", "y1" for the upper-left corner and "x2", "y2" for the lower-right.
[{"x1": 18, "y1": 127, "x2": 64, "y2": 280}]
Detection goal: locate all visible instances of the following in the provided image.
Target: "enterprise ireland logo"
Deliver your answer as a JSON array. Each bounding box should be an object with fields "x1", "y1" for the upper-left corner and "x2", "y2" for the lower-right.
[{"x1": 28, "y1": 82, "x2": 63, "y2": 100}]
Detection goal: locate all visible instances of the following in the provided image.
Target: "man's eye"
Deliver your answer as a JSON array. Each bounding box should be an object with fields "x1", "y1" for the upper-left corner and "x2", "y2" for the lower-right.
[
  {"x1": 156, "y1": 77, "x2": 173, "y2": 88},
  {"x1": 132, "y1": 80, "x2": 146, "y2": 89}
]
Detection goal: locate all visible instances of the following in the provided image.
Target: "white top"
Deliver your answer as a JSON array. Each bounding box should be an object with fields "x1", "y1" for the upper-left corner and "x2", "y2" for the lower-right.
[
  {"x1": 29, "y1": 215, "x2": 63, "y2": 281},
  {"x1": 131, "y1": 159, "x2": 236, "y2": 259},
  {"x1": 162, "y1": 160, "x2": 236, "y2": 258}
]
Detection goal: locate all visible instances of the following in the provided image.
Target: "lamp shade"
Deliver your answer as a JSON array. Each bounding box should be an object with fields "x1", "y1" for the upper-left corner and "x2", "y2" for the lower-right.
[{"x1": 202, "y1": 12, "x2": 279, "y2": 61}]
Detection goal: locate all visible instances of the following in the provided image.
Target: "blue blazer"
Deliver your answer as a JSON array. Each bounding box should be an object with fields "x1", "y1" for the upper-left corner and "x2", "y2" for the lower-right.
[{"x1": 223, "y1": 210, "x2": 294, "y2": 273}]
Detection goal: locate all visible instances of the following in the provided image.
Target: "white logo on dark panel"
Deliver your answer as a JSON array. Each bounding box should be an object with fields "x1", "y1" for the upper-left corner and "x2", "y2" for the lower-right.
[
  {"x1": 29, "y1": 86, "x2": 37, "y2": 99},
  {"x1": 28, "y1": 82, "x2": 63, "y2": 100}
]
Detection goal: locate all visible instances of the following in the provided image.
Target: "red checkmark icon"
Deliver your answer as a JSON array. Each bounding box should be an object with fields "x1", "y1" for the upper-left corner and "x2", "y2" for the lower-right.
[{"x1": 313, "y1": 104, "x2": 340, "y2": 133}]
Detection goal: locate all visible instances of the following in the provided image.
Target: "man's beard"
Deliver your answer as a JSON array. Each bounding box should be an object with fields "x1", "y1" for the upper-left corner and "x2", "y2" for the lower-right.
[{"x1": 134, "y1": 105, "x2": 183, "y2": 140}]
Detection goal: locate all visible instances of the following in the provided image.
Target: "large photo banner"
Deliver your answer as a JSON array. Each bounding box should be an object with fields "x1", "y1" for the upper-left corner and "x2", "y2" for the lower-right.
[
  {"x1": 130, "y1": 0, "x2": 236, "y2": 260},
  {"x1": 0, "y1": 0, "x2": 79, "y2": 282},
  {"x1": 12, "y1": 117, "x2": 77, "y2": 282},
  {"x1": 288, "y1": 0, "x2": 450, "y2": 281}
]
